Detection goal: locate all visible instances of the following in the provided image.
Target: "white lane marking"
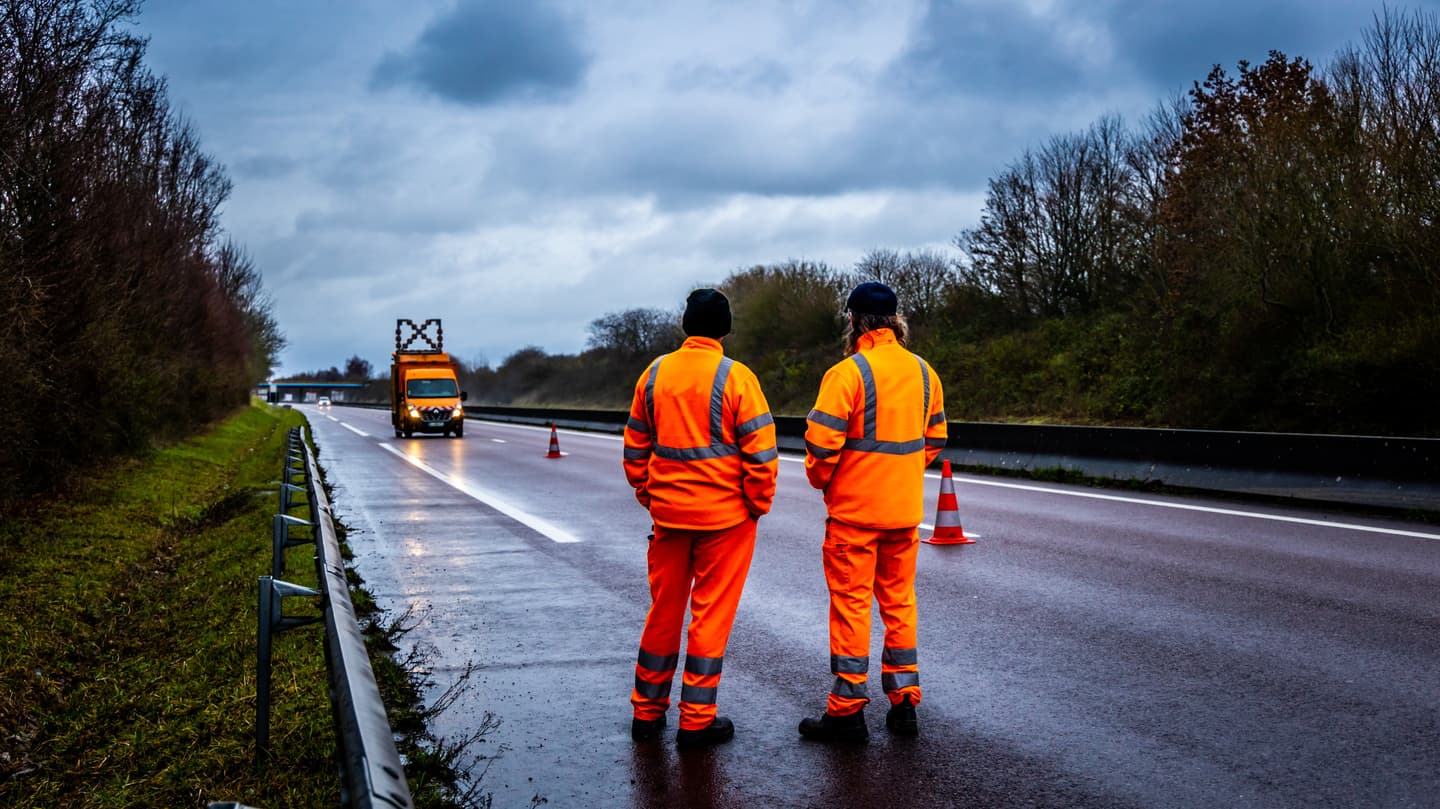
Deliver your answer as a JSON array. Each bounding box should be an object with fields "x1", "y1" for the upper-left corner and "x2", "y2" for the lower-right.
[
  {"x1": 490, "y1": 439, "x2": 506, "y2": 443},
  {"x1": 926, "y1": 473, "x2": 1440, "y2": 542},
  {"x1": 474, "y1": 419, "x2": 1440, "y2": 542},
  {"x1": 326, "y1": 415, "x2": 339, "y2": 422},
  {"x1": 340, "y1": 422, "x2": 369, "y2": 438},
  {"x1": 378, "y1": 443, "x2": 581, "y2": 543}
]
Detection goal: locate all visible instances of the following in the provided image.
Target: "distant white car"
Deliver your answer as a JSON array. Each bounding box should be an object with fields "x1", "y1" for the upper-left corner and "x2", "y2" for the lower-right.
[{"x1": 317, "y1": 397, "x2": 331, "y2": 408}]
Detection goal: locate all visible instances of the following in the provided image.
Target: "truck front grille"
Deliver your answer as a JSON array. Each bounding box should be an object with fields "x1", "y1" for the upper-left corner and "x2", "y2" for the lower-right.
[{"x1": 421, "y1": 406, "x2": 451, "y2": 421}]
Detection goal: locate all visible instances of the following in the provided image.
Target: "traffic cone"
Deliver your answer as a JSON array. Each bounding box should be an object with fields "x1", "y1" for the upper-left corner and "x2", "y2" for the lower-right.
[
  {"x1": 924, "y1": 460, "x2": 974, "y2": 545},
  {"x1": 545, "y1": 423, "x2": 563, "y2": 458}
]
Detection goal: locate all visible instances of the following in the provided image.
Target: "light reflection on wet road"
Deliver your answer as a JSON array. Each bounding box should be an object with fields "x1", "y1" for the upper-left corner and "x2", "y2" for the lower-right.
[{"x1": 302, "y1": 405, "x2": 1440, "y2": 809}]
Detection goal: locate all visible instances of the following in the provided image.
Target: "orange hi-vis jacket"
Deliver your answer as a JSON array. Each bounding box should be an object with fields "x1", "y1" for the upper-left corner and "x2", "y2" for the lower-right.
[
  {"x1": 805, "y1": 329, "x2": 947, "y2": 528},
  {"x1": 624, "y1": 336, "x2": 779, "y2": 530}
]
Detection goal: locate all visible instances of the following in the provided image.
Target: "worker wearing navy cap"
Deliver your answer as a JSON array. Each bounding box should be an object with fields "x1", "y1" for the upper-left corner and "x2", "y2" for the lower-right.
[{"x1": 799, "y1": 281, "x2": 947, "y2": 742}]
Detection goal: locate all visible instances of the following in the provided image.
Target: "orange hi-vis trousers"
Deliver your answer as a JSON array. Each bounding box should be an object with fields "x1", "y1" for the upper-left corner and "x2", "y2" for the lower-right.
[
  {"x1": 823, "y1": 519, "x2": 921, "y2": 717},
  {"x1": 631, "y1": 518, "x2": 757, "y2": 731}
]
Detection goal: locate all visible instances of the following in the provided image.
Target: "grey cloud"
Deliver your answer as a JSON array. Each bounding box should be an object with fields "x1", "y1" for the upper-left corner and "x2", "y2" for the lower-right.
[
  {"x1": 1107, "y1": 0, "x2": 1379, "y2": 93},
  {"x1": 480, "y1": 95, "x2": 1052, "y2": 206},
  {"x1": 140, "y1": 0, "x2": 376, "y2": 88},
  {"x1": 888, "y1": 1, "x2": 1112, "y2": 101},
  {"x1": 666, "y1": 60, "x2": 792, "y2": 94},
  {"x1": 889, "y1": 0, "x2": 1399, "y2": 107},
  {"x1": 184, "y1": 43, "x2": 259, "y2": 82},
  {"x1": 233, "y1": 154, "x2": 300, "y2": 180},
  {"x1": 293, "y1": 201, "x2": 477, "y2": 238},
  {"x1": 371, "y1": 0, "x2": 590, "y2": 105}
]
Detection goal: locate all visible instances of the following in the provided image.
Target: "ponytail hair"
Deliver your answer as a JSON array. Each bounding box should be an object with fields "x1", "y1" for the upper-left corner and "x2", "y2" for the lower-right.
[{"x1": 844, "y1": 312, "x2": 908, "y2": 355}]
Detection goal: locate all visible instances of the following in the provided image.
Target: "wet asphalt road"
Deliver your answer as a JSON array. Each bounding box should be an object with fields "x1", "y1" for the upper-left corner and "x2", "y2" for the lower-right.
[{"x1": 301, "y1": 405, "x2": 1440, "y2": 809}]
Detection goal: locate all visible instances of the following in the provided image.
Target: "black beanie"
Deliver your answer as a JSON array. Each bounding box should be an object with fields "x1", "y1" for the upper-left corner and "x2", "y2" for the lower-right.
[
  {"x1": 682, "y1": 288, "x2": 732, "y2": 338},
  {"x1": 846, "y1": 281, "x2": 898, "y2": 316}
]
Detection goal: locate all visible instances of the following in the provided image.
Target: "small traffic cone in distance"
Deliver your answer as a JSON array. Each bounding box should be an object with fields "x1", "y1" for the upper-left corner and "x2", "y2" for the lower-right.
[
  {"x1": 546, "y1": 423, "x2": 563, "y2": 458},
  {"x1": 924, "y1": 460, "x2": 974, "y2": 545}
]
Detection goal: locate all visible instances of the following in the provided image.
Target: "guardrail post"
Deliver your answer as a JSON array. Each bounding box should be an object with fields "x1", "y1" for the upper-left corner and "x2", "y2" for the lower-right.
[
  {"x1": 278, "y1": 482, "x2": 305, "y2": 514},
  {"x1": 286, "y1": 455, "x2": 306, "y2": 485},
  {"x1": 255, "y1": 576, "x2": 321, "y2": 767},
  {"x1": 271, "y1": 514, "x2": 313, "y2": 579},
  {"x1": 285, "y1": 431, "x2": 307, "y2": 482}
]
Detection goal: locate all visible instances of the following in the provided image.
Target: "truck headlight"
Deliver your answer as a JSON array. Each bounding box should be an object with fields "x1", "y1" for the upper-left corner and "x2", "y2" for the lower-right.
[
  {"x1": 452, "y1": 405, "x2": 464, "y2": 417},
  {"x1": 407, "y1": 405, "x2": 419, "y2": 417}
]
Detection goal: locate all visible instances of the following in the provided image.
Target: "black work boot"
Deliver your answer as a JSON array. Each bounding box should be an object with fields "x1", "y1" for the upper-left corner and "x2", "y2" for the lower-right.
[
  {"x1": 676, "y1": 716, "x2": 735, "y2": 749},
  {"x1": 798, "y1": 710, "x2": 869, "y2": 743},
  {"x1": 886, "y1": 696, "x2": 919, "y2": 737},
  {"x1": 631, "y1": 714, "x2": 667, "y2": 741}
]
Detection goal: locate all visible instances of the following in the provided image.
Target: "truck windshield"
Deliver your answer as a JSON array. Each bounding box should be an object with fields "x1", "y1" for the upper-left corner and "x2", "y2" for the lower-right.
[{"x1": 406, "y1": 378, "x2": 458, "y2": 398}]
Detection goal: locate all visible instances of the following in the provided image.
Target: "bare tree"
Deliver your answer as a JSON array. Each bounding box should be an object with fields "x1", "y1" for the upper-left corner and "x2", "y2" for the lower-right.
[
  {"x1": 957, "y1": 115, "x2": 1147, "y2": 319},
  {"x1": 852, "y1": 248, "x2": 904, "y2": 284},
  {"x1": 1126, "y1": 93, "x2": 1187, "y2": 304},
  {"x1": 1329, "y1": 6, "x2": 1440, "y2": 295},
  {"x1": 955, "y1": 152, "x2": 1041, "y2": 317},
  {"x1": 0, "y1": 0, "x2": 284, "y2": 499},
  {"x1": 586, "y1": 307, "x2": 681, "y2": 358},
  {"x1": 851, "y1": 248, "x2": 954, "y2": 325},
  {"x1": 343, "y1": 355, "x2": 372, "y2": 380}
]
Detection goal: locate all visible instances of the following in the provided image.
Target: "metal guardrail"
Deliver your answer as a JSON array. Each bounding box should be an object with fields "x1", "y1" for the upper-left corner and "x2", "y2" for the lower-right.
[
  {"x1": 335, "y1": 401, "x2": 1438, "y2": 512},
  {"x1": 252, "y1": 426, "x2": 412, "y2": 809}
]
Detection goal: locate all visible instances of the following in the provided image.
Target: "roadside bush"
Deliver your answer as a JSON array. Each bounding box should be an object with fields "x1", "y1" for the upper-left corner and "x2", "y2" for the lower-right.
[{"x1": 0, "y1": 0, "x2": 282, "y2": 508}]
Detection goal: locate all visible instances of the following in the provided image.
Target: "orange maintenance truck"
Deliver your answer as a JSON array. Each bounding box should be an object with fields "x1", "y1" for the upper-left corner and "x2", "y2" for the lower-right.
[{"x1": 390, "y1": 318, "x2": 467, "y2": 439}]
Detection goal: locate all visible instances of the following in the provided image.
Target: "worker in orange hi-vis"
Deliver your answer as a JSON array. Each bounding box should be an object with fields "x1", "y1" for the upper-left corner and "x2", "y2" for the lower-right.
[
  {"x1": 798, "y1": 281, "x2": 947, "y2": 743},
  {"x1": 623, "y1": 288, "x2": 779, "y2": 749}
]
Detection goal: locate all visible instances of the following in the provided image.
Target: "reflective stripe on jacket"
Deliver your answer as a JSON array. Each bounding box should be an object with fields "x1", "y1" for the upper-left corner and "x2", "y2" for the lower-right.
[
  {"x1": 624, "y1": 336, "x2": 779, "y2": 530},
  {"x1": 804, "y1": 328, "x2": 946, "y2": 528}
]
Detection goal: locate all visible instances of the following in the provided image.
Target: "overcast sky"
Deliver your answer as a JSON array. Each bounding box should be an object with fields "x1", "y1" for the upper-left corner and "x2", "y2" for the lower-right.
[{"x1": 130, "y1": 0, "x2": 1422, "y2": 377}]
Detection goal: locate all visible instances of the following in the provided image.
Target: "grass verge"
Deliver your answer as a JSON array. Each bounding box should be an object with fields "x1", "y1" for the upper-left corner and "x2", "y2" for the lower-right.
[
  {"x1": 0, "y1": 403, "x2": 335, "y2": 806},
  {"x1": 0, "y1": 401, "x2": 479, "y2": 807}
]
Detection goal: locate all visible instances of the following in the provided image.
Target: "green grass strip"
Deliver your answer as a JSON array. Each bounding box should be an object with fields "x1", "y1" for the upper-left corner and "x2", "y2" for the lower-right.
[{"x1": 0, "y1": 403, "x2": 337, "y2": 807}]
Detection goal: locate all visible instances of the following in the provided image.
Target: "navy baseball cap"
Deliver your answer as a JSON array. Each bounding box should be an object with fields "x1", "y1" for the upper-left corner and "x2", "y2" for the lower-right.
[{"x1": 845, "y1": 282, "x2": 898, "y2": 316}]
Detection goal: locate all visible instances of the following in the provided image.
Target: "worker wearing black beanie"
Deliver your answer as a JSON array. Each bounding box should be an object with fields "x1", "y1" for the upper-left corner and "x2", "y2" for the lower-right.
[
  {"x1": 681, "y1": 288, "x2": 732, "y2": 338},
  {"x1": 624, "y1": 286, "x2": 777, "y2": 750}
]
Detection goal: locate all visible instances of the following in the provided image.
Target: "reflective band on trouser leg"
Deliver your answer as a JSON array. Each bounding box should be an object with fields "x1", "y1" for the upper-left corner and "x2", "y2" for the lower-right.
[
  {"x1": 631, "y1": 528, "x2": 693, "y2": 720},
  {"x1": 831, "y1": 676, "x2": 868, "y2": 700},
  {"x1": 631, "y1": 647, "x2": 677, "y2": 720},
  {"x1": 680, "y1": 683, "x2": 717, "y2": 704},
  {"x1": 823, "y1": 520, "x2": 879, "y2": 716},
  {"x1": 881, "y1": 671, "x2": 920, "y2": 691},
  {"x1": 875, "y1": 526, "x2": 922, "y2": 706},
  {"x1": 881, "y1": 646, "x2": 917, "y2": 666},
  {"x1": 676, "y1": 518, "x2": 757, "y2": 730}
]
